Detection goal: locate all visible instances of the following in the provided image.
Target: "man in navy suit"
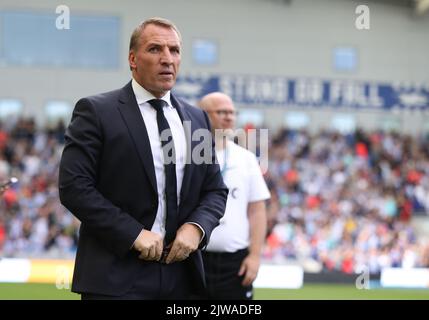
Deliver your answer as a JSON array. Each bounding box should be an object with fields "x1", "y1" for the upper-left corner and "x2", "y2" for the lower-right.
[{"x1": 58, "y1": 17, "x2": 228, "y2": 299}]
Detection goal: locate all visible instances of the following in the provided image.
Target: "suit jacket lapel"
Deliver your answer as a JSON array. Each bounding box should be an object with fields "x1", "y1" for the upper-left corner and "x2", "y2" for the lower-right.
[
  {"x1": 117, "y1": 81, "x2": 157, "y2": 194},
  {"x1": 171, "y1": 94, "x2": 195, "y2": 204}
]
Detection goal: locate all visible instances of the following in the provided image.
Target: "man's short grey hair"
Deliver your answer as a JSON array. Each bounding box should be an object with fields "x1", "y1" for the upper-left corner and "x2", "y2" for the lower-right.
[{"x1": 129, "y1": 17, "x2": 182, "y2": 52}]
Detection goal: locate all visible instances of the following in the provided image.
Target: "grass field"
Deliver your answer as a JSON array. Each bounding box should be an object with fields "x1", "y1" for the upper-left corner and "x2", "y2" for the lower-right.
[{"x1": 0, "y1": 283, "x2": 428, "y2": 300}]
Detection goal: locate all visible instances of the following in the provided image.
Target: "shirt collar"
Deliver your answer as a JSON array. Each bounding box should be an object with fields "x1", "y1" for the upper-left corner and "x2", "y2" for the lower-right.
[{"x1": 131, "y1": 78, "x2": 173, "y2": 108}]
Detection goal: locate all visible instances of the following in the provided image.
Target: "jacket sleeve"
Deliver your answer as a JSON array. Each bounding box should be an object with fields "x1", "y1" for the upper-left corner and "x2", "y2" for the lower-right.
[
  {"x1": 184, "y1": 110, "x2": 228, "y2": 249},
  {"x1": 58, "y1": 98, "x2": 143, "y2": 258}
]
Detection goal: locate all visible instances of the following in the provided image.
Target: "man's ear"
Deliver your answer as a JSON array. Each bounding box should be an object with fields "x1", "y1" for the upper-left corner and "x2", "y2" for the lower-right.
[{"x1": 129, "y1": 51, "x2": 136, "y2": 70}]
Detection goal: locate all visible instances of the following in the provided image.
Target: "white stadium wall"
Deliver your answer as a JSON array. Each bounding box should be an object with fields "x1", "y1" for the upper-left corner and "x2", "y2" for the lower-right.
[{"x1": 0, "y1": 0, "x2": 428, "y2": 131}]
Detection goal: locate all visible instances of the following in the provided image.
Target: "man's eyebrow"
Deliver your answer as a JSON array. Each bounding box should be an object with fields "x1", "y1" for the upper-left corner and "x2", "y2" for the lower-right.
[
  {"x1": 146, "y1": 42, "x2": 162, "y2": 47},
  {"x1": 146, "y1": 41, "x2": 180, "y2": 47}
]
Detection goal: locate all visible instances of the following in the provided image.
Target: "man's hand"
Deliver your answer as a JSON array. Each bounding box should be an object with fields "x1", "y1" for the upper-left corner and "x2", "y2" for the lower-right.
[
  {"x1": 133, "y1": 230, "x2": 163, "y2": 261},
  {"x1": 165, "y1": 224, "x2": 202, "y2": 264},
  {"x1": 238, "y1": 254, "x2": 260, "y2": 287}
]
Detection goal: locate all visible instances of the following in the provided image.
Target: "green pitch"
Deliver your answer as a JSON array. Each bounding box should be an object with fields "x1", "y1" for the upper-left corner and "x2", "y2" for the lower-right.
[
  {"x1": 255, "y1": 285, "x2": 429, "y2": 300},
  {"x1": 0, "y1": 283, "x2": 428, "y2": 300}
]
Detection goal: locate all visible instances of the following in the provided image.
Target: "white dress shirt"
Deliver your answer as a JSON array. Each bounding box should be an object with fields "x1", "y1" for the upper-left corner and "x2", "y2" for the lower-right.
[
  {"x1": 206, "y1": 140, "x2": 270, "y2": 252},
  {"x1": 131, "y1": 79, "x2": 187, "y2": 238}
]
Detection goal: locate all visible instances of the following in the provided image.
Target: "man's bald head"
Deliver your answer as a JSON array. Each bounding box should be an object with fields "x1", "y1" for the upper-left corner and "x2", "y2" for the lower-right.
[
  {"x1": 198, "y1": 92, "x2": 236, "y2": 131},
  {"x1": 199, "y1": 92, "x2": 233, "y2": 112}
]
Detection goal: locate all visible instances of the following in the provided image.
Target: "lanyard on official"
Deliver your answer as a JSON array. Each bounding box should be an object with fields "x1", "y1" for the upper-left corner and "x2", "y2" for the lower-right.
[{"x1": 219, "y1": 144, "x2": 229, "y2": 179}]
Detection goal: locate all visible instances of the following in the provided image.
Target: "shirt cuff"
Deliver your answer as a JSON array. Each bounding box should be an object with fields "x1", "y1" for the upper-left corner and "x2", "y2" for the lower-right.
[{"x1": 186, "y1": 222, "x2": 205, "y2": 244}]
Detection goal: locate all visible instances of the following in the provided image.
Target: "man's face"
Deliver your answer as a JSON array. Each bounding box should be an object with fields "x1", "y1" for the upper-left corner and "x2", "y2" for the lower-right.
[
  {"x1": 129, "y1": 24, "x2": 181, "y2": 98},
  {"x1": 206, "y1": 95, "x2": 236, "y2": 131}
]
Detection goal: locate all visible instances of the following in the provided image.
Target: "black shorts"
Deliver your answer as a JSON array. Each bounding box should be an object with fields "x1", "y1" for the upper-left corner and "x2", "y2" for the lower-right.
[{"x1": 196, "y1": 248, "x2": 253, "y2": 300}]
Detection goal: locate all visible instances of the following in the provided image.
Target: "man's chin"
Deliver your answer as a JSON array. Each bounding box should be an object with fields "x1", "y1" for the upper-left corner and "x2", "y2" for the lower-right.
[{"x1": 159, "y1": 81, "x2": 175, "y2": 92}]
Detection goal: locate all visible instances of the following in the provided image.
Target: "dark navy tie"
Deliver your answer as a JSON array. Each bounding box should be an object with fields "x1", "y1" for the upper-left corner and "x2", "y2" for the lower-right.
[{"x1": 148, "y1": 99, "x2": 178, "y2": 245}]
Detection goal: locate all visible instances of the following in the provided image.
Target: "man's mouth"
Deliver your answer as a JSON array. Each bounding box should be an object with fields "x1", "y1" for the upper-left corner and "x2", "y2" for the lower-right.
[{"x1": 159, "y1": 71, "x2": 174, "y2": 77}]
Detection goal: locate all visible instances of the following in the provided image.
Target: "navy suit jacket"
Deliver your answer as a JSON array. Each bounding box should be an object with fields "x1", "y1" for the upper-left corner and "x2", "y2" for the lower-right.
[{"x1": 58, "y1": 81, "x2": 228, "y2": 296}]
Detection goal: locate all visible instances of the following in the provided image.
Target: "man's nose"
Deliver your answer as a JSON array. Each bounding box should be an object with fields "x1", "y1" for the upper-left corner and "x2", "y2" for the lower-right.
[
  {"x1": 225, "y1": 111, "x2": 235, "y2": 119},
  {"x1": 160, "y1": 47, "x2": 173, "y2": 64},
  {"x1": 223, "y1": 114, "x2": 234, "y2": 124}
]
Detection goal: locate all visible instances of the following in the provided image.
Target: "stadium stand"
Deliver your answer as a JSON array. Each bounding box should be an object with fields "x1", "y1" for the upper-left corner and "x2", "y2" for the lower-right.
[
  {"x1": 1, "y1": 119, "x2": 428, "y2": 275},
  {"x1": 0, "y1": 118, "x2": 78, "y2": 259},
  {"x1": 263, "y1": 127, "x2": 429, "y2": 273}
]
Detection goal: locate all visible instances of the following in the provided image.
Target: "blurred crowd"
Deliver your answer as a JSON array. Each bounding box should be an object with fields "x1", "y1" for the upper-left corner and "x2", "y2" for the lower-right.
[
  {"x1": 263, "y1": 128, "x2": 429, "y2": 274},
  {"x1": 0, "y1": 118, "x2": 78, "y2": 259},
  {"x1": 1, "y1": 118, "x2": 429, "y2": 273}
]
